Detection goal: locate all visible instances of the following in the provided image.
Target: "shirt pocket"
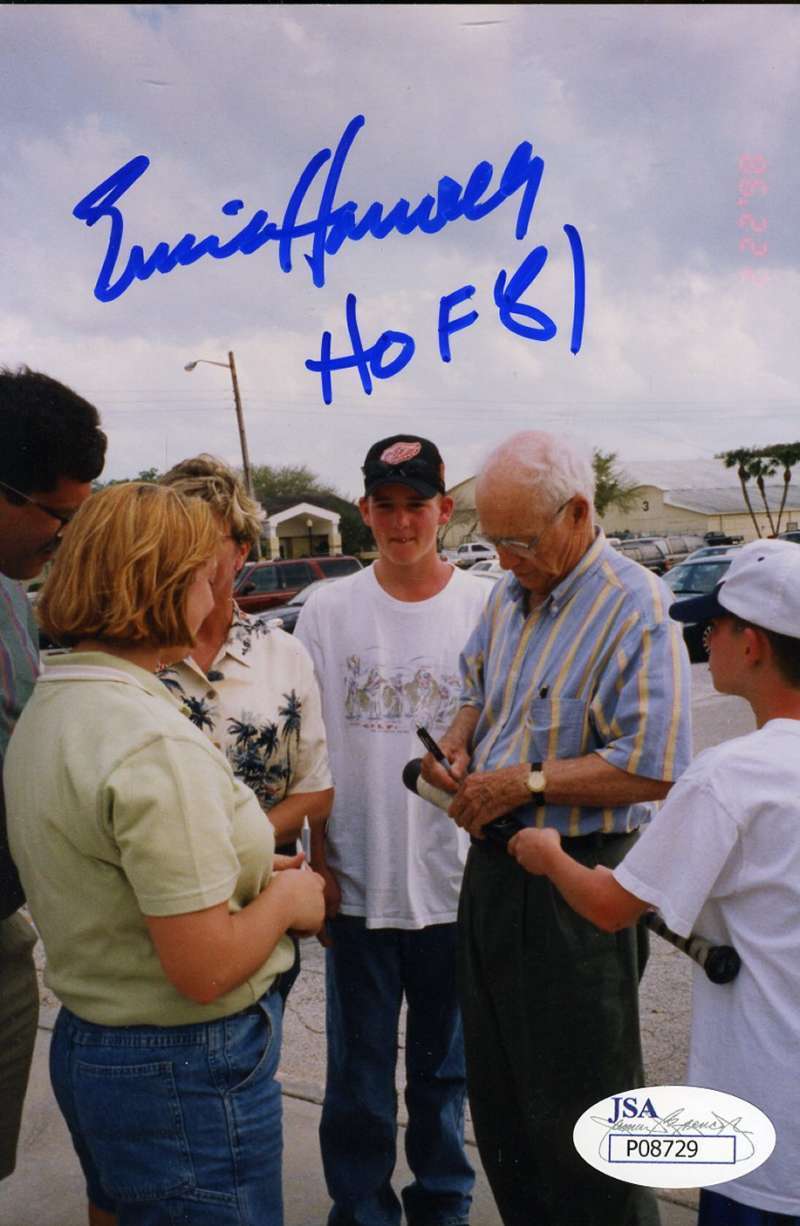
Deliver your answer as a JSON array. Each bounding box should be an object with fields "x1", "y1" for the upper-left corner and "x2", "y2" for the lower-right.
[{"x1": 524, "y1": 697, "x2": 592, "y2": 761}]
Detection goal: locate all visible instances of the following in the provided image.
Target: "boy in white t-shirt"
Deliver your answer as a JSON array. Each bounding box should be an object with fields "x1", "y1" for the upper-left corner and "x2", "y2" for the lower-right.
[
  {"x1": 296, "y1": 435, "x2": 488, "y2": 1226},
  {"x1": 508, "y1": 540, "x2": 800, "y2": 1226}
]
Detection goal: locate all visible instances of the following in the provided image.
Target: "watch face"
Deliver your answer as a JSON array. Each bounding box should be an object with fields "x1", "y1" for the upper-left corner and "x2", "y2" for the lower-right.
[{"x1": 528, "y1": 770, "x2": 546, "y2": 793}]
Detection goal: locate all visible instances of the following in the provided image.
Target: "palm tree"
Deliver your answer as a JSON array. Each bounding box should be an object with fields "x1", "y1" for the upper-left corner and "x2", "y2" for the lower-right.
[
  {"x1": 718, "y1": 443, "x2": 800, "y2": 537},
  {"x1": 279, "y1": 690, "x2": 303, "y2": 776},
  {"x1": 765, "y1": 442, "x2": 800, "y2": 534},
  {"x1": 232, "y1": 746, "x2": 266, "y2": 793},
  {"x1": 749, "y1": 455, "x2": 779, "y2": 535},
  {"x1": 184, "y1": 696, "x2": 215, "y2": 733},
  {"x1": 718, "y1": 448, "x2": 763, "y2": 537},
  {"x1": 257, "y1": 721, "x2": 280, "y2": 758},
  {"x1": 227, "y1": 717, "x2": 258, "y2": 745},
  {"x1": 279, "y1": 691, "x2": 303, "y2": 742}
]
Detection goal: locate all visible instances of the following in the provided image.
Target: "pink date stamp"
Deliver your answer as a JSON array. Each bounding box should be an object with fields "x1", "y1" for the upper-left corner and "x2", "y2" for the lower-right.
[{"x1": 738, "y1": 154, "x2": 768, "y2": 285}]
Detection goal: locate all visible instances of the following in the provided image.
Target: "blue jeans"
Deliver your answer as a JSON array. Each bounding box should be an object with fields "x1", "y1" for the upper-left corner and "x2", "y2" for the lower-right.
[
  {"x1": 321, "y1": 916, "x2": 474, "y2": 1226},
  {"x1": 50, "y1": 987, "x2": 284, "y2": 1225},
  {"x1": 699, "y1": 1189, "x2": 800, "y2": 1226}
]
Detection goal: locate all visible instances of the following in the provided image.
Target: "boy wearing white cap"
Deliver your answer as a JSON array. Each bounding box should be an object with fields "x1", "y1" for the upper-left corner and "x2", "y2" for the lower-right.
[{"x1": 508, "y1": 539, "x2": 800, "y2": 1226}]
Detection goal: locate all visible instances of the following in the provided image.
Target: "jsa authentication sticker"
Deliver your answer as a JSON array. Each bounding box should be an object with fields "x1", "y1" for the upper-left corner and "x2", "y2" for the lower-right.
[{"x1": 573, "y1": 1086, "x2": 775, "y2": 1189}]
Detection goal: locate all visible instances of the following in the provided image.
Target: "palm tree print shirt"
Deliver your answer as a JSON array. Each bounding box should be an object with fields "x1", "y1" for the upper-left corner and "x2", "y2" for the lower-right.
[{"x1": 159, "y1": 606, "x2": 332, "y2": 810}]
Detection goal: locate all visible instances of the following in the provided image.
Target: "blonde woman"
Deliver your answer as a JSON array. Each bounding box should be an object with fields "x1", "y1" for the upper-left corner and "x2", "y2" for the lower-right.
[
  {"x1": 6, "y1": 483, "x2": 324, "y2": 1226},
  {"x1": 158, "y1": 456, "x2": 334, "y2": 999}
]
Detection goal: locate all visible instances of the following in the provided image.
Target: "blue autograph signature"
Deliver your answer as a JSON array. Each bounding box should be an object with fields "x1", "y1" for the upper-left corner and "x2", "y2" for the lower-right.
[
  {"x1": 73, "y1": 114, "x2": 545, "y2": 303},
  {"x1": 73, "y1": 114, "x2": 585, "y2": 404},
  {"x1": 306, "y1": 226, "x2": 585, "y2": 405}
]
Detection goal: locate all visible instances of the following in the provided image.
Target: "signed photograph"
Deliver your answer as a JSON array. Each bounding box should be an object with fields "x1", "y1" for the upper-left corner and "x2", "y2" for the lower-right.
[{"x1": 1, "y1": 5, "x2": 797, "y2": 1226}]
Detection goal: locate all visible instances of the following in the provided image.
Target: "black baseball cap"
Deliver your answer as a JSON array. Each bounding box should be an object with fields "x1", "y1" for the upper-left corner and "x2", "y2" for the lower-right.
[{"x1": 362, "y1": 434, "x2": 446, "y2": 498}]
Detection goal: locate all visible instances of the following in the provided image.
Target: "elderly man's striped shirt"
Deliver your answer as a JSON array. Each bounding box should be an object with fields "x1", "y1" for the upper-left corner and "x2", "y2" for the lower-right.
[{"x1": 459, "y1": 533, "x2": 692, "y2": 836}]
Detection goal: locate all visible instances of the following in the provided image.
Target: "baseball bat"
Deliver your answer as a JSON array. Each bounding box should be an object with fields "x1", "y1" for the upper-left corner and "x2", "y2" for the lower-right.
[
  {"x1": 642, "y1": 912, "x2": 740, "y2": 985},
  {"x1": 402, "y1": 758, "x2": 741, "y2": 984}
]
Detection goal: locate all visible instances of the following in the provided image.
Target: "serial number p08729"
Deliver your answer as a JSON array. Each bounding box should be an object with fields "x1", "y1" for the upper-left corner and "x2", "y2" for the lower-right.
[
  {"x1": 623, "y1": 1138, "x2": 697, "y2": 1159},
  {"x1": 608, "y1": 1134, "x2": 736, "y2": 1163}
]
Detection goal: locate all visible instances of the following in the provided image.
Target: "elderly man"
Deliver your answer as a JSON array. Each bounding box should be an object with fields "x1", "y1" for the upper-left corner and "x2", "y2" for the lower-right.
[
  {"x1": 0, "y1": 366, "x2": 106, "y2": 1183},
  {"x1": 511, "y1": 539, "x2": 800, "y2": 1226},
  {"x1": 422, "y1": 431, "x2": 692, "y2": 1226}
]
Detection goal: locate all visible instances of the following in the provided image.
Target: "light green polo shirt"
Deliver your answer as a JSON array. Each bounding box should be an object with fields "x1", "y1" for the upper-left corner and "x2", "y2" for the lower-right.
[{"x1": 4, "y1": 652, "x2": 294, "y2": 1026}]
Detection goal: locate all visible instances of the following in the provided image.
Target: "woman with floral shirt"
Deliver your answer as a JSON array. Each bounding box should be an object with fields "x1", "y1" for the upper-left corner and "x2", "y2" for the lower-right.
[{"x1": 158, "y1": 457, "x2": 334, "y2": 857}]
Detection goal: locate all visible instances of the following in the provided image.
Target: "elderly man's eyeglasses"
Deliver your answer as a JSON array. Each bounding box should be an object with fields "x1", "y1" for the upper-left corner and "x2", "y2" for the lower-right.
[
  {"x1": 0, "y1": 478, "x2": 78, "y2": 530},
  {"x1": 481, "y1": 499, "x2": 572, "y2": 559}
]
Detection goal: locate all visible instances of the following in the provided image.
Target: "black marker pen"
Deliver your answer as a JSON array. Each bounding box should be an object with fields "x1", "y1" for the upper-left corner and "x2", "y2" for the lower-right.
[{"x1": 416, "y1": 725, "x2": 454, "y2": 777}]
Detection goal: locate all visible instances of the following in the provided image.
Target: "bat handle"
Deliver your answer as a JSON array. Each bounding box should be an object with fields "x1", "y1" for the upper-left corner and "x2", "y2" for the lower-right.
[
  {"x1": 402, "y1": 758, "x2": 524, "y2": 848},
  {"x1": 402, "y1": 758, "x2": 454, "y2": 811},
  {"x1": 644, "y1": 912, "x2": 741, "y2": 984},
  {"x1": 703, "y1": 944, "x2": 741, "y2": 985}
]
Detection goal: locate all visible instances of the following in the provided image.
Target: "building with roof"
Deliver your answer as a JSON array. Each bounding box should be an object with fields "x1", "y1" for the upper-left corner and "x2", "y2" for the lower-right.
[
  {"x1": 440, "y1": 460, "x2": 800, "y2": 547},
  {"x1": 262, "y1": 500, "x2": 342, "y2": 559},
  {"x1": 599, "y1": 460, "x2": 800, "y2": 541}
]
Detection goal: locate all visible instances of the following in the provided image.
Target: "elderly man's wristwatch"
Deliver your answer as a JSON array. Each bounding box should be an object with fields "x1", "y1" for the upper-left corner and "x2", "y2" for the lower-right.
[{"x1": 526, "y1": 761, "x2": 547, "y2": 806}]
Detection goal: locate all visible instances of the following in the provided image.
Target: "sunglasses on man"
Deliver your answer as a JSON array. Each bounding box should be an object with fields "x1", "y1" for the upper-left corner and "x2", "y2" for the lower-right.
[{"x1": 0, "y1": 478, "x2": 78, "y2": 531}]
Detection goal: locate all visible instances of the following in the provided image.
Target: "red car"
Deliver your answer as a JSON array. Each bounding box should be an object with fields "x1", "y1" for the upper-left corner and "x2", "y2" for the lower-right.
[{"x1": 234, "y1": 555, "x2": 362, "y2": 613}]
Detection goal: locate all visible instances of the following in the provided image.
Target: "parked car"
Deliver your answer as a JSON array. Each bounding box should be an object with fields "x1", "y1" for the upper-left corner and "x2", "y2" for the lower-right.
[
  {"x1": 453, "y1": 541, "x2": 497, "y2": 569},
  {"x1": 614, "y1": 534, "x2": 706, "y2": 574},
  {"x1": 260, "y1": 577, "x2": 343, "y2": 633},
  {"x1": 662, "y1": 555, "x2": 735, "y2": 661},
  {"x1": 467, "y1": 560, "x2": 505, "y2": 586},
  {"x1": 684, "y1": 543, "x2": 742, "y2": 563},
  {"x1": 778, "y1": 530, "x2": 800, "y2": 544},
  {"x1": 615, "y1": 534, "x2": 707, "y2": 574},
  {"x1": 615, "y1": 539, "x2": 671, "y2": 574},
  {"x1": 234, "y1": 555, "x2": 362, "y2": 613},
  {"x1": 703, "y1": 531, "x2": 744, "y2": 546},
  {"x1": 663, "y1": 534, "x2": 707, "y2": 563}
]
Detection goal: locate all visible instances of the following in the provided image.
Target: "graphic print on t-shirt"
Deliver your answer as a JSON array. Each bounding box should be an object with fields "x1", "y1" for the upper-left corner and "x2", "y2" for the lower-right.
[{"x1": 344, "y1": 651, "x2": 460, "y2": 731}]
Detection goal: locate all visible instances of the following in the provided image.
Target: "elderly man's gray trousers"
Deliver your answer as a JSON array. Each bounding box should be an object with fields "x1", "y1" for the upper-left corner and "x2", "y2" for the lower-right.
[{"x1": 457, "y1": 832, "x2": 660, "y2": 1226}]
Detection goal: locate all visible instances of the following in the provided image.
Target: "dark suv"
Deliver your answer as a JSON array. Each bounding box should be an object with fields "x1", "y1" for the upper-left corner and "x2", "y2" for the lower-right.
[
  {"x1": 234, "y1": 555, "x2": 362, "y2": 613},
  {"x1": 615, "y1": 535, "x2": 705, "y2": 575}
]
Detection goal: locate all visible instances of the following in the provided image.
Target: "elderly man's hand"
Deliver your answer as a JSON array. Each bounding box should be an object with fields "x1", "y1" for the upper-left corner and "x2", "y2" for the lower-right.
[
  {"x1": 508, "y1": 827, "x2": 562, "y2": 875},
  {"x1": 420, "y1": 741, "x2": 470, "y2": 795},
  {"x1": 448, "y1": 764, "x2": 530, "y2": 835}
]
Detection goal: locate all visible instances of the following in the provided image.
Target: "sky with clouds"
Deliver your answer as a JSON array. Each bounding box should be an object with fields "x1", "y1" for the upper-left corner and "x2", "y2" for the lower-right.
[{"x1": 2, "y1": 4, "x2": 797, "y2": 498}]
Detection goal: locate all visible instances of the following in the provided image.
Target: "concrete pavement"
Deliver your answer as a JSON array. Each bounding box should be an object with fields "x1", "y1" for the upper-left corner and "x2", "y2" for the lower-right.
[{"x1": 2, "y1": 1023, "x2": 698, "y2": 1226}]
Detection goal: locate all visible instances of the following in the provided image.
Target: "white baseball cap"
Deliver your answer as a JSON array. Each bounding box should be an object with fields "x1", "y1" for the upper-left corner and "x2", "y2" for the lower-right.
[{"x1": 670, "y1": 539, "x2": 800, "y2": 638}]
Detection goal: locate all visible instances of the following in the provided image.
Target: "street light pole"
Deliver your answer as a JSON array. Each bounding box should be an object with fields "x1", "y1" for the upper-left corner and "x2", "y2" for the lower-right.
[
  {"x1": 184, "y1": 350, "x2": 261, "y2": 559},
  {"x1": 226, "y1": 351, "x2": 254, "y2": 502}
]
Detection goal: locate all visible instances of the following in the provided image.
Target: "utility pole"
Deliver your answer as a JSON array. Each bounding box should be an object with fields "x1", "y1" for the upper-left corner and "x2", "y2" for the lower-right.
[
  {"x1": 184, "y1": 350, "x2": 262, "y2": 558},
  {"x1": 227, "y1": 352, "x2": 254, "y2": 501}
]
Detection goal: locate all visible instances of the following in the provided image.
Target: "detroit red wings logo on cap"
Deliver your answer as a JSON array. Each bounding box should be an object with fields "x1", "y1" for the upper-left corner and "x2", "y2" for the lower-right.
[{"x1": 380, "y1": 441, "x2": 422, "y2": 465}]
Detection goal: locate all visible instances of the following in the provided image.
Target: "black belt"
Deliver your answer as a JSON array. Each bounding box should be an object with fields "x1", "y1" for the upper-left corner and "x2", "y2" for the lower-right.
[{"x1": 471, "y1": 822, "x2": 637, "y2": 852}]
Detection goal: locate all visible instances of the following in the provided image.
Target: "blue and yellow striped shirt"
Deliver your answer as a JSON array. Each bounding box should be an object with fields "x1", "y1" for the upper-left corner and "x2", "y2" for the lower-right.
[{"x1": 459, "y1": 533, "x2": 692, "y2": 836}]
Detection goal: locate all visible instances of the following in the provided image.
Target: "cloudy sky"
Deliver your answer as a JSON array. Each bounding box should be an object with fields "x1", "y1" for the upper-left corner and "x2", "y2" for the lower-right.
[{"x1": 2, "y1": 4, "x2": 797, "y2": 497}]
